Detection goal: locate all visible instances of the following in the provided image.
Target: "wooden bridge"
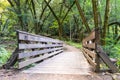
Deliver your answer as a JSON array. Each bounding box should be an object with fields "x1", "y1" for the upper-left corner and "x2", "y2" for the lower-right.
[
  {"x1": 22, "y1": 44, "x2": 91, "y2": 75},
  {"x1": 3, "y1": 30, "x2": 118, "y2": 75}
]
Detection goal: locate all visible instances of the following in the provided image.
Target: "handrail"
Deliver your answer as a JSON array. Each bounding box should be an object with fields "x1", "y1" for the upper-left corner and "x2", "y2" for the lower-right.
[
  {"x1": 82, "y1": 30, "x2": 99, "y2": 71},
  {"x1": 82, "y1": 29, "x2": 118, "y2": 73}
]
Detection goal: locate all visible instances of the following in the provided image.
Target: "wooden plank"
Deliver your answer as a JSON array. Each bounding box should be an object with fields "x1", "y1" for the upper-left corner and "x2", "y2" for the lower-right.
[
  {"x1": 17, "y1": 30, "x2": 54, "y2": 40},
  {"x1": 83, "y1": 48, "x2": 96, "y2": 58},
  {"x1": 22, "y1": 51, "x2": 91, "y2": 75},
  {"x1": 18, "y1": 43, "x2": 63, "y2": 49},
  {"x1": 83, "y1": 43, "x2": 95, "y2": 49},
  {"x1": 18, "y1": 31, "x2": 63, "y2": 44},
  {"x1": 18, "y1": 47, "x2": 63, "y2": 59},
  {"x1": 18, "y1": 50, "x2": 63, "y2": 69},
  {"x1": 97, "y1": 45, "x2": 118, "y2": 73},
  {"x1": 110, "y1": 58, "x2": 117, "y2": 64},
  {"x1": 81, "y1": 49, "x2": 96, "y2": 67},
  {"x1": 83, "y1": 31, "x2": 95, "y2": 43},
  {"x1": 94, "y1": 53, "x2": 100, "y2": 72}
]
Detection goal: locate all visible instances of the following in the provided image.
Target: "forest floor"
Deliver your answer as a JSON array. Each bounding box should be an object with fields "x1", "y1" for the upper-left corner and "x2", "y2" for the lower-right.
[{"x1": 0, "y1": 43, "x2": 120, "y2": 80}]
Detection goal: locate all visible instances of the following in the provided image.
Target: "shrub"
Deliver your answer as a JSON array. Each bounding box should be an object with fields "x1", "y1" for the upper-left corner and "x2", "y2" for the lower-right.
[{"x1": 0, "y1": 45, "x2": 10, "y2": 67}]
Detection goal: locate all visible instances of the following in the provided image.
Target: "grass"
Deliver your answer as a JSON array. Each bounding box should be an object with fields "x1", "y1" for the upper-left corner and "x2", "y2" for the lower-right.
[
  {"x1": 65, "y1": 41, "x2": 82, "y2": 48},
  {"x1": 0, "y1": 45, "x2": 11, "y2": 67}
]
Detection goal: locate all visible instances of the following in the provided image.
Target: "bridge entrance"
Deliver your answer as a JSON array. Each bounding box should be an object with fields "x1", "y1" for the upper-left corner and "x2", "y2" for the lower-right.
[{"x1": 23, "y1": 44, "x2": 91, "y2": 75}]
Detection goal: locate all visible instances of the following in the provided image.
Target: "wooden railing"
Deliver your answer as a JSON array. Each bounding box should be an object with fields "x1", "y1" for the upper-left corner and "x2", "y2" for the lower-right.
[
  {"x1": 81, "y1": 30, "x2": 99, "y2": 71},
  {"x1": 82, "y1": 29, "x2": 118, "y2": 73},
  {"x1": 3, "y1": 30, "x2": 63, "y2": 69}
]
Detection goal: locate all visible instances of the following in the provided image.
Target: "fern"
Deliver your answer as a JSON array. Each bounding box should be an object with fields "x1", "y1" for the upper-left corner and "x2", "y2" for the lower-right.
[{"x1": 0, "y1": 46, "x2": 10, "y2": 67}]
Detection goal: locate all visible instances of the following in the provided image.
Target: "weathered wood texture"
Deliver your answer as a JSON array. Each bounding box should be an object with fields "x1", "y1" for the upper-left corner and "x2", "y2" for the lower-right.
[
  {"x1": 19, "y1": 50, "x2": 63, "y2": 69},
  {"x1": 3, "y1": 30, "x2": 63, "y2": 69},
  {"x1": 97, "y1": 45, "x2": 118, "y2": 73},
  {"x1": 18, "y1": 47, "x2": 63, "y2": 59},
  {"x1": 18, "y1": 30, "x2": 62, "y2": 43},
  {"x1": 82, "y1": 29, "x2": 118, "y2": 73},
  {"x1": 82, "y1": 30, "x2": 98, "y2": 71},
  {"x1": 81, "y1": 49, "x2": 96, "y2": 67},
  {"x1": 22, "y1": 45, "x2": 91, "y2": 75},
  {"x1": 18, "y1": 43, "x2": 63, "y2": 49},
  {"x1": 82, "y1": 48, "x2": 96, "y2": 59},
  {"x1": 17, "y1": 30, "x2": 63, "y2": 69}
]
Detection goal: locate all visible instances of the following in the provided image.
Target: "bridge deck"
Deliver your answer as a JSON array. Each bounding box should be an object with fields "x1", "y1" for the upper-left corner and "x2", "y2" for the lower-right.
[{"x1": 22, "y1": 44, "x2": 92, "y2": 75}]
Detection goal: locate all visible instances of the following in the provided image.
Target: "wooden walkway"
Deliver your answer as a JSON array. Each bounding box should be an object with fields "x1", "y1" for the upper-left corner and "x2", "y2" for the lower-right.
[
  {"x1": 3, "y1": 30, "x2": 118, "y2": 80},
  {"x1": 22, "y1": 44, "x2": 92, "y2": 75}
]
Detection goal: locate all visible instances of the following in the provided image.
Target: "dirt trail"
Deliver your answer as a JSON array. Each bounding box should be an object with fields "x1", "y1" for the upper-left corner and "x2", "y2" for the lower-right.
[
  {"x1": 63, "y1": 43, "x2": 80, "y2": 52},
  {"x1": 0, "y1": 44, "x2": 119, "y2": 80}
]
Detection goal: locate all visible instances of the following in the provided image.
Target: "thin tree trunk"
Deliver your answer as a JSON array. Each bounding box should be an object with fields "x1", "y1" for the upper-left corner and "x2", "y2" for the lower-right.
[
  {"x1": 31, "y1": 0, "x2": 38, "y2": 34},
  {"x1": 59, "y1": 0, "x2": 65, "y2": 18},
  {"x1": 61, "y1": 1, "x2": 75, "y2": 24},
  {"x1": 92, "y1": 0, "x2": 99, "y2": 28},
  {"x1": 38, "y1": 0, "x2": 52, "y2": 33},
  {"x1": 92, "y1": 0, "x2": 100, "y2": 72},
  {"x1": 38, "y1": 12, "x2": 51, "y2": 33},
  {"x1": 114, "y1": 35, "x2": 120, "y2": 45},
  {"x1": 44, "y1": 0, "x2": 75, "y2": 39},
  {"x1": 44, "y1": 0, "x2": 62, "y2": 39},
  {"x1": 115, "y1": 25, "x2": 118, "y2": 37},
  {"x1": 75, "y1": 0, "x2": 91, "y2": 33},
  {"x1": 102, "y1": 0, "x2": 110, "y2": 45}
]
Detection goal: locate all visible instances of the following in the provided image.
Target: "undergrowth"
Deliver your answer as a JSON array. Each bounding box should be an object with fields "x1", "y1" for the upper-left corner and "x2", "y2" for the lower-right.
[
  {"x1": 102, "y1": 36, "x2": 120, "y2": 70},
  {"x1": 103, "y1": 44, "x2": 120, "y2": 69},
  {"x1": 0, "y1": 45, "x2": 11, "y2": 67},
  {"x1": 65, "y1": 41, "x2": 82, "y2": 48}
]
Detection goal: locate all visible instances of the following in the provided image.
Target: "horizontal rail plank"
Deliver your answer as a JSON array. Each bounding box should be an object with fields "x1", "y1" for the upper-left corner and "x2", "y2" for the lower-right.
[
  {"x1": 83, "y1": 31, "x2": 95, "y2": 42},
  {"x1": 83, "y1": 43, "x2": 95, "y2": 49},
  {"x1": 18, "y1": 50, "x2": 63, "y2": 69},
  {"x1": 97, "y1": 46, "x2": 118, "y2": 73},
  {"x1": 18, "y1": 31, "x2": 63, "y2": 44},
  {"x1": 18, "y1": 47, "x2": 63, "y2": 59},
  {"x1": 81, "y1": 49, "x2": 96, "y2": 67},
  {"x1": 83, "y1": 48, "x2": 96, "y2": 58},
  {"x1": 19, "y1": 43, "x2": 63, "y2": 49}
]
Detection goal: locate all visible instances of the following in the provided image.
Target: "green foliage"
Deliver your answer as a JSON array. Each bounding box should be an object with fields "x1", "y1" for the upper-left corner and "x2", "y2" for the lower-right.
[
  {"x1": 103, "y1": 26, "x2": 120, "y2": 69},
  {"x1": 117, "y1": 58, "x2": 120, "y2": 69},
  {"x1": 49, "y1": 20, "x2": 58, "y2": 29},
  {"x1": 103, "y1": 43, "x2": 120, "y2": 69},
  {"x1": 0, "y1": 45, "x2": 10, "y2": 67},
  {"x1": 65, "y1": 41, "x2": 82, "y2": 48}
]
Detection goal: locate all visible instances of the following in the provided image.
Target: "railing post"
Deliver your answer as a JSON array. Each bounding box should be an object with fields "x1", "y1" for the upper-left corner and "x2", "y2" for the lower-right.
[{"x1": 95, "y1": 29, "x2": 100, "y2": 72}]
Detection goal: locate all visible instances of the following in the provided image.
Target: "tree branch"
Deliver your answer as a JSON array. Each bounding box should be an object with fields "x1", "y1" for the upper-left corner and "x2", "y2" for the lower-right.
[
  {"x1": 7, "y1": 0, "x2": 14, "y2": 7},
  {"x1": 75, "y1": 0, "x2": 91, "y2": 32},
  {"x1": 114, "y1": 36, "x2": 120, "y2": 45},
  {"x1": 39, "y1": 0, "x2": 52, "y2": 20},
  {"x1": 102, "y1": 0, "x2": 110, "y2": 45},
  {"x1": 44, "y1": 0, "x2": 59, "y2": 22},
  {"x1": 61, "y1": 1, "x2": 75, "y2": 24},
  {"x1": 108, "y1": 21, "x2": 120, "y2": 26}
]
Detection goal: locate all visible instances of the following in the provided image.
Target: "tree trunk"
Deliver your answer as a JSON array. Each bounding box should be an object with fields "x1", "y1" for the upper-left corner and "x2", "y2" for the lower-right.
[
  {"x1": 102, "y1": 0, "x2": 110, "y2": 45},
  {"x1": 31, "y1": 0, "x2": 38, "y2": 34},
  {"x1": 75, "y1": 0, "x2": 91, "y2": 33},
  {"x1": 44, "y1": 0, "x2": 62, "y2": 39},
  {"x1": 38, "y1": 0, "x2": 52, "y2": 33},
  {"x1": 92, "y1": 0, "x2": 99, "y2": 28},
  {"x1": 58, "y1": 22, "x2": 62, "y2": 39}
]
